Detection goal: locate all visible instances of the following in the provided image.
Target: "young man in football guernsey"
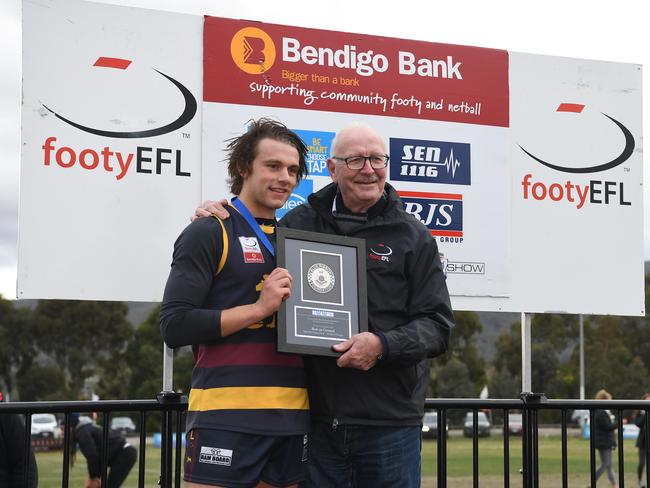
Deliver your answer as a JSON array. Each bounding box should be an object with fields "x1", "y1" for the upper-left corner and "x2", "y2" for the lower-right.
[{"x1": 160, "y1": 119, "x2": 310, "y2": 488}]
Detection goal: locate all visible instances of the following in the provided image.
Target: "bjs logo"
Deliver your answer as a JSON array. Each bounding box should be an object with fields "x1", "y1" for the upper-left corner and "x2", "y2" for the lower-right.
[
  {"x1": 398, "y1": 191, "x2": 463, "y2": 237},
  {"x1": 389, "y1": 137, "x2": 470, "y2": 185}
]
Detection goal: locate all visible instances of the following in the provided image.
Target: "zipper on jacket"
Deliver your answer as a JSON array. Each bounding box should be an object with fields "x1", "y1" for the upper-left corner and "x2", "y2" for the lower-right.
[{"x1": 332, "y1": 417, "x2": 339, "y2": 429}]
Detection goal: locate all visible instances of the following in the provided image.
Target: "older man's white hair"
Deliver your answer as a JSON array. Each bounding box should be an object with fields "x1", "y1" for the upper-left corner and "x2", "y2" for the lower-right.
[{"x1": 330, "y1": 123, "x2": 386, "y2": 156}]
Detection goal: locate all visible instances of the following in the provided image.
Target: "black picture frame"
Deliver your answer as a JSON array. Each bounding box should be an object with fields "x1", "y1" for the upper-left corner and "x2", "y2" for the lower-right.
[{"x1": 276, "y1": 227, "x2": 368, "y2": 357}]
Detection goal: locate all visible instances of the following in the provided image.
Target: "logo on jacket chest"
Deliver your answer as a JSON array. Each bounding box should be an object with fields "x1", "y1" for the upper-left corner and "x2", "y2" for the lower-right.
[
  {"x1": 368, "y1": 243, "x2": 392, "y2": 263},
  {"x1": 239, "y1": 236, "x2": 264, "y2": 263}
]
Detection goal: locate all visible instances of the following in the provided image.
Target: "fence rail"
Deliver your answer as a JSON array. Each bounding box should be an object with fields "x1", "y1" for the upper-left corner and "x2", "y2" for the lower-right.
[
  {"x1": 0, "y1": 392, "x2": 186, "y2": 488},
  {"x1": 1, "y1": 394, "x2": 648, "y2": 488}
]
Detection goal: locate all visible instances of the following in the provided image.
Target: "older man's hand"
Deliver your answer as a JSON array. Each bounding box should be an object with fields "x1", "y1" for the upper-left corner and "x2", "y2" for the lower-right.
[
  {"x1": 333, "y1": 332, "x2": 383, "y2": 370},
  {"x1": 192, "y1": 198, "x2": 230, "y2": 221}
]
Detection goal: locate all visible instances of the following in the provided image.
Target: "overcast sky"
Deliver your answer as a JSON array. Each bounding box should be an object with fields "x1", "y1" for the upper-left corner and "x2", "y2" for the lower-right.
[{"x1": 1, "y1": 0, "x2": 647, "y2": 299}]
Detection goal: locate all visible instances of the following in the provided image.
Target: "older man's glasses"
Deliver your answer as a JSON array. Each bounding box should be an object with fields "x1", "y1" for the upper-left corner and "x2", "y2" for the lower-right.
[{"x1": 331, "y1": 155, "x2": 389, "y2": 170}]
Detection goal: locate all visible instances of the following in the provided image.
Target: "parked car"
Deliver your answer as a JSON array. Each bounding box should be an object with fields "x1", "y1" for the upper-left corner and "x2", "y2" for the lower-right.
[
  {"x1": 110, "y1": 416, "x2": 136, "y2": 435},
  {"x1": 504, "y1": 413, "x2": 523, "y2": 435},
  {"x1": 623, "y1": 423, "x2": 640, "y2": 440},
  {"x1": 571, "y1": 409, "x2": 589, "y2": 426},
  {"x1": 581, "y1": 416, "x2": 640, "y2": 440},
  {"x1": 31, "y1": 413, "x2": 61, "y2": 438},
  {"x1": 463, "y1": 411, "x2": 491, "y2": 437},
  {"x1": 422, "y1": 411, "x2": 447, "y2": 439}
]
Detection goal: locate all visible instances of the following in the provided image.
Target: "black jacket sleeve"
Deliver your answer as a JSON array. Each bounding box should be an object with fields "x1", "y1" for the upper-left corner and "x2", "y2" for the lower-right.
[
  {"x1": 383, "y1": 231, "x2": 454, "y2": 364},
  {"x1": 159, "y1": 217, "x2": 225, "y2": 348},
  {"x1": 0, "y1": 413, "x2": 38, "y2": 488}
]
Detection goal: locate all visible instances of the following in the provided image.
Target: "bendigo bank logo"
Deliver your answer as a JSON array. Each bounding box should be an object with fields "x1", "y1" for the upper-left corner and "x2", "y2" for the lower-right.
[
  {"x1": 230, "y1": 27, "x2": 277, "y2": 75},
  {"x1": 41, "y1": 56, "x2": 197, "y2": 181},
  {"x1": 390, "y1": 137, "x2": 471, "y2": 185},
  {"x1": 398, "y1": 191, "x2": 463, "y2": 242},
  {"x1": 518, "y1": 103, "x2": 635, "y2": 209}
]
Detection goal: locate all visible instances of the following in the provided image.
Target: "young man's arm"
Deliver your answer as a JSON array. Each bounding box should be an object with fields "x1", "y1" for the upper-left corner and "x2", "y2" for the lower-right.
[
  {"x1": 220, "y1": 267, "x2": 292, "y2": 336},
  {"x1": 160, "y1": 217, "x2": 291, "y2": 347}
]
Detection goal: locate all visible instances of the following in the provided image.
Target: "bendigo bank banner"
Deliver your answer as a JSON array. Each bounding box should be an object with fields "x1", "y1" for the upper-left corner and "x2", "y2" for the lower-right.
[{"x1": 203, "y1": 17, "x2": 509, "y2": 127}]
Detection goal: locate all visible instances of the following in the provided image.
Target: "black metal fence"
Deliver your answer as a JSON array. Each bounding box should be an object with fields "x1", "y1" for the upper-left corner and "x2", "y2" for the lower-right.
[
  {"x1": 0, "y1": 391, "x2": 186, "y2": 488},
  {"x1": 1, "y1": 394, "x2": 649, "y2": 488},
  {"x1": 425, "y1": 395, "x2": 650, "y2": 488}
]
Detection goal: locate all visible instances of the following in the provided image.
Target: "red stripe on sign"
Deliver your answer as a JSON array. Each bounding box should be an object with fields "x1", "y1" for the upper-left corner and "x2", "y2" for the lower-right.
[
  {"x1": 557, "y1": 103, "x2": 585, "y2": 113},
  {"x1": 398, "y1": 191, "x2": 463, "y2": 200},
  {"x1": 432, "y1": 230, "x2": 464, "y2": 237},
  {"x1": 93, "y1": 57, "x2": 132, "y2": 70}
]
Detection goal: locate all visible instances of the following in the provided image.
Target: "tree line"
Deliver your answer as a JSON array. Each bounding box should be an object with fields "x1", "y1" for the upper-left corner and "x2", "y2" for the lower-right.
[
  {"x1": 0, "y1": 299, "x2": 192, "y2": 402},
  {"x1": 1, "y1": 274, "x2": 649, "y2": 403}
]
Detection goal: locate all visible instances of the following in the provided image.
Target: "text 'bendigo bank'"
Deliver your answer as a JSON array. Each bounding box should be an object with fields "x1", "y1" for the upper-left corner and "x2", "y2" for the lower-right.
[{"x1": 282, "y1": 38, "x2": 463, "y2": 79}]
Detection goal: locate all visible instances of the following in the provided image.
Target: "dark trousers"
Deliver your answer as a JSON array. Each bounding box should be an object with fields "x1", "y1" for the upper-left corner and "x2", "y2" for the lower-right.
[
  {"x1": 107, "y1": 445, "x2": 137, "y2": 488},
  {"x1": 304, "y1": 422, "x2": 421, "y2": 488},
  {"x1": 639, "y1": 447, "x2": 648, "y2": 483}
]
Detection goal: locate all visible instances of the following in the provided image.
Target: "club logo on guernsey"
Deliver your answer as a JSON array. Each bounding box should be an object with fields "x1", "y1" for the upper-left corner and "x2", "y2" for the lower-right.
[
  {"x1": 239, "y1": 236, "x2": 264, "y2": 263},
  {"x1": 307, "y1": 263, "x2": 335, "y2": 294}
]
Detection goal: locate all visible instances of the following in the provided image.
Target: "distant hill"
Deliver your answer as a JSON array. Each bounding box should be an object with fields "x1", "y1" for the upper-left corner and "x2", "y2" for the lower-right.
[
  {"x1": 475, "y1": 311, "x2": 519, "y2": 362},
  {"x1": 125, "y1": 302, "x2": 159, "y2": 326},
  {"x1": 11, "y1": 298, "x2": 159, "y2": 328}
]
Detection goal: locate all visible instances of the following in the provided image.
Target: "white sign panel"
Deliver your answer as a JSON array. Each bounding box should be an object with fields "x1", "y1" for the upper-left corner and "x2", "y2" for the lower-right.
[{"x1": 19, "y1": 0, "x2": 203, "y2": 301}]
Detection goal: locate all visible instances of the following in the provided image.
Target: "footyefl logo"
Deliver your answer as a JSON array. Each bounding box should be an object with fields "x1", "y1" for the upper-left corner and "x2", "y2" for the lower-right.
[
  {"x1": 42, "y1": 56, "x2": 197, "y2": 138},
  {"x1": 518, "y1": 103, "x2": 635, "y2": 173}
]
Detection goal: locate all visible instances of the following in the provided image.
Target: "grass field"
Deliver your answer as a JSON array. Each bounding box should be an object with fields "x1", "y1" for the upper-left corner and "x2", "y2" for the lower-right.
[{"x1": 34, "y1": 434, "x2": 644, "y2": 487}]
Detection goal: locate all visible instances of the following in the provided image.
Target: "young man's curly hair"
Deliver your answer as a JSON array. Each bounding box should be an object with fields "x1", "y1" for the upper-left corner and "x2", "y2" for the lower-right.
[{"x1": 226, "y1": 118, "x2": 309, "y2": 195}]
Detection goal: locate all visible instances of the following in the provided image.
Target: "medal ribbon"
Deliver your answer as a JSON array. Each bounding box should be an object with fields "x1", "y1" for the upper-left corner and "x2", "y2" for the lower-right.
[{"x1": 231, "y1": 197, "x2": 275, "y2": 257}]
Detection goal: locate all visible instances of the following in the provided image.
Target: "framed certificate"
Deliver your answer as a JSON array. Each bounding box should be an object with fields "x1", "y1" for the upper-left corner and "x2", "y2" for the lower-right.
[{"x1": 276, "y1": 227, "x2": 368, "y2": 357}]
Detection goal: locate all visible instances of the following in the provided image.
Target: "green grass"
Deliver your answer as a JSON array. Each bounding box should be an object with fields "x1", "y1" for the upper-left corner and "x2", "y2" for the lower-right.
[
  {"x1": 421, "y1": 434, "x2": 642, "y2": 487},
  {"x1": 35, "y1": 435, "x2": 644, "y2": 487},
  {"x1": 35, "y1": 439, "x2": 167, "y2": 488}
]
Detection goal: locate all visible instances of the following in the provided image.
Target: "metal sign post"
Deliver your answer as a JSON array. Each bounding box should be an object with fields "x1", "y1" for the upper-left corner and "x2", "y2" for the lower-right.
[
  {"x1": 579, "y1": 314, "x2": 585, "y2": 399},
  {"x1": 162, "y1": 344, "x2": 174, "y2": 392},
  {"x1": 521, "y1": 312, "x2": 532, "y2": 393}
]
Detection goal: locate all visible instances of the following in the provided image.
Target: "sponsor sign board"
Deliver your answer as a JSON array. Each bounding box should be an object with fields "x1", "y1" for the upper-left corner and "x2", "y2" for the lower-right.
[
  {"x1": 19, "y1": 0, "x2": 203, "y2": 300},
  {"x1": 18, "y1": 1, "x2": 644, "y2": 316},
  {"x1": 389, "y1": 137, "x2": 471, "y2": 185},
  {"x1": 204, "y1": 17, "x2": 509, "y2": 126}
]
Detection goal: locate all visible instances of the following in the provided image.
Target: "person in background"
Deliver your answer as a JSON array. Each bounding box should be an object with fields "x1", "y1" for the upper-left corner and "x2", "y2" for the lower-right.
[
  {"x1": 69, "y1": 413, "x2": 137, "y2": 488},
  {"x1": 0, "y1": 390, "x2": 38, "y2": 488},
  {"x1": 593, "y1": 389, "x2": 619, "y2": 488},
  {"x1": 633, "y1": 392, "x2": 650, "y2": 488}
]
